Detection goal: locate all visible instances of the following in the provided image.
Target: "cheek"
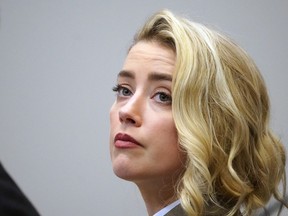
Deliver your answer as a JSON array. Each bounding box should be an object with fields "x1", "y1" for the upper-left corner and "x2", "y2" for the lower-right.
[
  {"x1": 109, "y1": 105, "x2": 118, "y2": 133},
  {"x1": 161, "y1": 118, "x2": 178, "y2": 141},
  {"x1": 109, "y1": 103, "x2": 117, "y2": 123},
  {"x1": 161, "y1": 119, "x2": 185, "y2": 163},
  {"x1": 109, "y1": 105, "x2": 118, "y2": 154},
  {"x1": 151, "y1": 117, "x2": 179, "y2": 155}
]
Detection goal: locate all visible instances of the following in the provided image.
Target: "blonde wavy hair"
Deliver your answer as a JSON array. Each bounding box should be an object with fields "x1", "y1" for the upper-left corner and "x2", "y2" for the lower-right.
[{"x1": 132, "y1": 9, "x2": 287, "y2": 216}]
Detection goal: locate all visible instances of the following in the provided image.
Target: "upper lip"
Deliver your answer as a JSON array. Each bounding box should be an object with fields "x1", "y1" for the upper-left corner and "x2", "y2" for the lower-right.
[{"x1": 114, "y1": 133, "x2": 142, "y2": 146}]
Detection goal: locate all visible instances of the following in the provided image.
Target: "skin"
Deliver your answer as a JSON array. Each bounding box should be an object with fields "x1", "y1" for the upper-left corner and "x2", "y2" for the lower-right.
[{"x1": 110, "y1": 41, "x2": 186, "y2": 215}]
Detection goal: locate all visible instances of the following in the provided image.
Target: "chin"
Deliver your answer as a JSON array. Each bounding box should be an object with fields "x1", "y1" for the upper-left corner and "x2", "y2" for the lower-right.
[
  {"x1": 112, "y1": 156, "x2": 135, "y2": 181},
  {"x1": 113, "y1": 168, "x2": 138, "y2": 182}
]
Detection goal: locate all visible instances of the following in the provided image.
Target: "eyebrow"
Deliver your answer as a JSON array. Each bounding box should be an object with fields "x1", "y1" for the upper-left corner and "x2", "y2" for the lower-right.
[
  {"x1": 118, "y1": 70, "x2": 135, "y2": 79},
  {"x1": 118, "y1": 70, "x2": 172, "y2": 82},
  {"x1": 148, "y1": 72, "x2": 172, "y2": 82}
]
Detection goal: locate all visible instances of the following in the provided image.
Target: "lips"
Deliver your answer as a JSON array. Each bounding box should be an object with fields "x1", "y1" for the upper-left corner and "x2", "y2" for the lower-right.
[{"x1": 114, "y1": 133, "x2": 142, "y2": 148}]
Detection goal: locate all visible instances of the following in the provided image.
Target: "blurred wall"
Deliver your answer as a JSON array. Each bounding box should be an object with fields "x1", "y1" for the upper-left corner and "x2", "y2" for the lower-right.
[{"x1": 0, "y1": 1, "x2": 287, "y2": 215}]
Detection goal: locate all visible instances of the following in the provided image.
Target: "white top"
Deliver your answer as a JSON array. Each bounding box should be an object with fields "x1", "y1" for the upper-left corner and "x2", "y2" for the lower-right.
[{"x1": 153, "y1": 199, "x2": 181, "y2": 216}]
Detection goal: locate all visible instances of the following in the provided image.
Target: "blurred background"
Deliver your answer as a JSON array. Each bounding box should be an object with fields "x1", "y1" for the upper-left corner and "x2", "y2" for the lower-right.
[{"x1": 0, "y1": 0, "x2": 287, "y2": 215}]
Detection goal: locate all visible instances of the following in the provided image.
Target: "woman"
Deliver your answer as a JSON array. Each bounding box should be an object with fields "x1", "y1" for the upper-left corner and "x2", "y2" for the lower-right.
[{"x1": 110, "y1": 10, "x2": 287, "y2": 216}]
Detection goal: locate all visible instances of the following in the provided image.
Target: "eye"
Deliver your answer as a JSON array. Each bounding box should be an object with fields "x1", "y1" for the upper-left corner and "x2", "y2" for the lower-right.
[
  {"x1": 112, "y1": 84, "x2": 132, "y2": 97},
  {"x1": 153, "y1": 92, "x2": 172, "y2": 104}
]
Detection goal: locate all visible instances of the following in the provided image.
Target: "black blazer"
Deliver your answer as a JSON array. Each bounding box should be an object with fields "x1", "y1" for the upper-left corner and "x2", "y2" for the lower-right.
[
  {"x1": 0, "y1": 162, "x2": 40, "y2": 216},
  {"x1": 165, "y1": 204, "x2": 187, "y2": 216},
  {"x1": 165, "y1": 204, "x2": 244, "y2": 216}
]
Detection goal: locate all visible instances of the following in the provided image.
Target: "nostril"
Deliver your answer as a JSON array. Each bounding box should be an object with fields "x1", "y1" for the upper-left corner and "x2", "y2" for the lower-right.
[
  {"x1": 120, "y1": 115, "x2": 136, "y2": 124},
  {"x1": 119, "y1": 110, "x2": 140, "y2": 126},
  {"x1": 127, "y1": 118, "x2": 136, "y2": 124}
]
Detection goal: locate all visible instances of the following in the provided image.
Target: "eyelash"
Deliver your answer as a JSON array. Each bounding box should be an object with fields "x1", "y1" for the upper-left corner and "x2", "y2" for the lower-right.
[
  {"x1": 112, "y1": 84, "x2": 131, "y2": 96},
  {"x1": 112, "y1": 84, "x2": 122, "y2": 92},
  {"x1": 112, "y1": 84, "x2": 172, "y2": 104}
]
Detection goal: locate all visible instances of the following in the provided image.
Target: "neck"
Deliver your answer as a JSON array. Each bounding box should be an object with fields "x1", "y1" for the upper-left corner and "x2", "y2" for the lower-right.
[{"x1": 135, "y1": 180, "x2": 178, "y2": 216}]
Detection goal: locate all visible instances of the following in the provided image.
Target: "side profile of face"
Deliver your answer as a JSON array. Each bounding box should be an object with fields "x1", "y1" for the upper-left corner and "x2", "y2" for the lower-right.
[{"x1": 110, "y1": 41, "x2": 185, "y2": 188}]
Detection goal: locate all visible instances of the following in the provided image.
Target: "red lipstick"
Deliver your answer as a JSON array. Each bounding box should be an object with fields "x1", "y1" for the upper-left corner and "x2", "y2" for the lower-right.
[{"x1": 114, "y1": 133, "x2": 142, "y2": 148}]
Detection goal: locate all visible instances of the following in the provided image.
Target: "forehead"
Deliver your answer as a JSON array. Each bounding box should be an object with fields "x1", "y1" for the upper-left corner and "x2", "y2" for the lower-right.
[{"x1": 125, "y1": 41, "x2": 175, "y2": 66}]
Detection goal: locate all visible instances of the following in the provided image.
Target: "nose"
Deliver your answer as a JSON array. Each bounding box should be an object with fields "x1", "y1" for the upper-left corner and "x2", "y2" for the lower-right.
[{"x1": 119, "y1": 94, "x2": 143, "y2": 127}]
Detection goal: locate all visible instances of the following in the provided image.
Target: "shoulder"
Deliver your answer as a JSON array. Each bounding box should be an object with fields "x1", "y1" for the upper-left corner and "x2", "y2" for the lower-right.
[{"x1": 0, "y1": 162, "x2": 40, "y2": 216}]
